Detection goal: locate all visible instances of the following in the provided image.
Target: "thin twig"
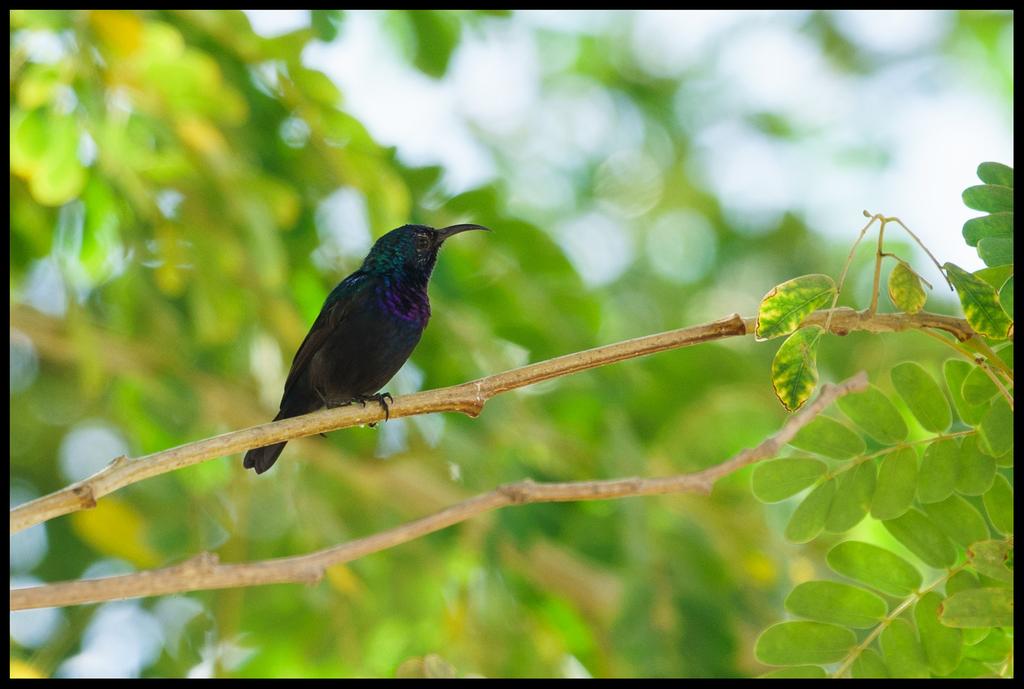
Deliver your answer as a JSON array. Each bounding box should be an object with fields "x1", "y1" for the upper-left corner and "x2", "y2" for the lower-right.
[
  {"x1": 964, "y1": 335, "x2": 1014, "y2": 382},
  {"x1": 884, "y1": 216, "x2": 954, "y2": 291},
  {"x1": 9, "y1": 309, "x2": 978, "y2": 535},
  {"x1": 982, "y1": 365, "x2": 1015, "y2": 411},
  {"x1": 9, "y1": 372, "x2": 869, "y2": 611},
  {"x1": 869, "y1": 217, "x2": 888, "y2": 316},
  {"x1": 917, "y1": 329, "x2": 1014, "y2": 409},
  {"x1": 9, "y1": 314, "x2": 745, "y2": 534},
  {"x1": 823, "y1": 212, "x2": 882, "y2": 335}
]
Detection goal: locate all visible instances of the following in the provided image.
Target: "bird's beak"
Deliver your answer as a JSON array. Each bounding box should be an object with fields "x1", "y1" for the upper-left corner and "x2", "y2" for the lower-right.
[{"x1": 436, "y1": 223, "x2": 490, "y2": 243}]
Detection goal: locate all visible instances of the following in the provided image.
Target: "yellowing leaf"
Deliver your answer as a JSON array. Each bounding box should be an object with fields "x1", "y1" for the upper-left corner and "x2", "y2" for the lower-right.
[
  {"x1": 887, "y1": 261, "x2": 927, "y2": 314},
  {"x1": 71, "y1": 496, "x2": 162, "y2": 568},
  {"x1": 771, "y1": 326, "x2": 822, "y2": 412},
  {"x1": 755, "y1": 274, "x2": 836, "y2": 341},
  {"x1": 940, "y1": 588, "x2": 1013, "y2": 628},
  {"x1": 944, "y1": 263, "x2": 1013, "y2": 340}
]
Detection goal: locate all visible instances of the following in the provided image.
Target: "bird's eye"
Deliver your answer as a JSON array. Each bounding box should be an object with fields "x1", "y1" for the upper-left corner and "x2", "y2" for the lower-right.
[{"x1": 415, "y1": 234, "x2": 431, "y2": 250}]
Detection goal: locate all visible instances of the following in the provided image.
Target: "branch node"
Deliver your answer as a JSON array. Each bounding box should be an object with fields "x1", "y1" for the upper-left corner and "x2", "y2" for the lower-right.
[
  {"x1": 72, "y1": 485, "x2": 97, "y2": 509},
  {"x1": 109, "y1": 454, "x2": 130, "y2": 469},
  {"x1": 499, "y1": 480, "x2": 535, "y2": 504}
]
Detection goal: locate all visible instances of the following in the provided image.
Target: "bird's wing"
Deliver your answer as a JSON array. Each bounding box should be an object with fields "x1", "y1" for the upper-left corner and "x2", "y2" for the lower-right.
[{"x1": 280, "y1": 274, "x2": 366, "y2": 407}]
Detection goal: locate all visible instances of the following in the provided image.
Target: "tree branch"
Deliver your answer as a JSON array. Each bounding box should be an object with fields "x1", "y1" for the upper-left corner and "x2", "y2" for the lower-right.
[
  {"x1": 9, "y1": 372, "x2": 868, "y2": 610},
  {"x1": 9, "y1": 308, "x2": 975, "y2": 536}
]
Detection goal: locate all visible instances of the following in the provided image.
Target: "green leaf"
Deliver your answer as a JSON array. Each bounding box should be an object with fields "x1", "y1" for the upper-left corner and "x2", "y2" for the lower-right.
[
  {"x1": 887, "y1": 261, "x2": 927, "y2": 314},
  {"x1": 15, "y1": 108, "x2": 88, "y2": 207},
  {"x1": 945, "y1": 574, "x2": 986, "y2": 651},
  {"x1": 789, "y1": 416, "x2": 865, "y2": 459},
  {"x1": 890, "y1": 362, "x2": 951, "y2": 433},
  {"x1": 851, "y1": 648, "x2": 889, "y2": 678},
  {"x1": 759, "y1": 665, "x2": 828, "y2": 678},
  {"x1": 962, "y1": 184, "x2": 1013, "y2": 213},
  {"x1": 883, "y1": 508, "x2": 957, "y2": 568},
  {"x1": 827, "y1": 541, "x2": 922, "y2": 596},
  {"x1": 10, "y1": 108, "x2": 49, "y2": 177},
  {"x1": 956, "y1": 435, "x2": 996, "y2": 495},
  {"x1": 974, "y1": 264, "x2": 1014, "y2": 289},
  {"x1": 998, "y1": 276, "x2": 1013, "y2": 319},
  {"x1": 881, "y1": 618, "x2": 930, "y2": 679},
  {"x1": 770, "y1": 326, "x2": 822, "y2": 412},
  {"x1": 939, "y1": 588, "x2": 1013, "y2": 628},
  {"x1": 977, "y1": 237, "x2": 1014, "y2": 267},
  {"x1": 961, "y1": 629, "x2": 991, "y2": 648},
  {"x1": 968, "y1": 540, "x2": 1012, "y2": 583},
  {"x1": 976, "y1": 161, "x2": 1013, "y2": 188},
  {"x1": 945, "y1": 569, "x2": 981, "y2": 597},
  {"x1": 961, "y1": 629, "x2": 1012, "y2": 663},
  {"x1": 917, "y1": 438, "x2": 959, "y2": 504},
  {"x1": 870, "y1": 447, "x2": 918, "y2": 520},
  {"x1": 825, "y1": 460, "x2": 876, "y2": 533},
  {"x1": 291, "y1": 67, "x2": 342, "y2": 107},
  {"x1": 921, "y1": 495, "x2": 989, "y2": 548},
  {"x1": 784, "y1": 478, "x2": 835, "y2": 544},
  {"x1": 15, "y1": 63, "x2": 62, "y2": 110},
  {"x1": 977, "y1": 397, "x2": 1013, "y2": 458},
  {"x1": 915, "y1": 591, "x2": 963, "y2": 676},
  {"x1": 942, "y1": 658, "x2": 999, "y2": 678},
  {"x1": 943, "y1": 360, "x2": 991, "y2": 426},
  {"x1": 983, "y1": 474, "x2": 1013, "y2": 536},
  {"x1": 311, "y1": 9, "x2": 344, "y2": 41},
  {"x1": 751, "y1": 457, "x2": 827, "y2": 503},
  {"x1": 755, "y1": 621, "x2": 856, "y2": 665},
  {"x1": 943, "y1": 263, "x2": 1013, "y2": 339},
  {"x1": 961, "y1": 364, "x2": 998, "y2": 405},
  {"x1": 837, "y1": 384, "x2": 908, "y2": 444},
  {"x1": 785, "y1": 580, "x2": 887, "y2": 628},
  {"x1": 407, "y1": 10, "x2": 461, "y2": 78},
  {"x1": 962, "y1": 212, "x2": 1013, "y2": 247},
  {"x1": 755, "y1": 274, "x2": 836, "y2": 341}
]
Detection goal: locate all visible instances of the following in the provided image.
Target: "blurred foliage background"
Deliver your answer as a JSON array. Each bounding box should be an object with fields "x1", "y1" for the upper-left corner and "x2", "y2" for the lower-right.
[{"x1": 9, "y1": 9, "x2": 1013, "y2": 678}]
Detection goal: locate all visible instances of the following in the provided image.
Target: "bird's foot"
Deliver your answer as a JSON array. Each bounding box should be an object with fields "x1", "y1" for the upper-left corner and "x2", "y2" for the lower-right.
[{"x1": 357, "y1": 392, "x2": 394, "y2": 427}]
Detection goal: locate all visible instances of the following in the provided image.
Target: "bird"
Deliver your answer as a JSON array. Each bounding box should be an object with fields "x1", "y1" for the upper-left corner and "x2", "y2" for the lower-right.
[{"x1": 243, "y1": 223, "x2": 489, "y2": 474}]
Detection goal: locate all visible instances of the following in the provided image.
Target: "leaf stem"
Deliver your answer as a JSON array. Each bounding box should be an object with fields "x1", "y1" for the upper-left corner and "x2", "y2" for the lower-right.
[
  {"x1": 822, "y1": 430, "x2": 975, "y2": 483},
  {"x1": 831, "y1": 562, "x2": 968, "y2": 678},
  {"x1": 823, "y1": 212, "x2": 883, "y2": 336},
  {"x1": 869, "y1": 218, "x2": 888, "y2": 316},
  {"x1": 916, "y1": 330, "x2": 1014, "y2": 409},
  {"x1": 884, "y1": 216, "x2": 954, "y2": 291}
]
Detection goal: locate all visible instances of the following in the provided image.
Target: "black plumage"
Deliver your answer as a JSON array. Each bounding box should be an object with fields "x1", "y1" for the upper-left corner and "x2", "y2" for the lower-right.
[{"x1": 243, "y1": 223, "x2": 488, "y2": 474}]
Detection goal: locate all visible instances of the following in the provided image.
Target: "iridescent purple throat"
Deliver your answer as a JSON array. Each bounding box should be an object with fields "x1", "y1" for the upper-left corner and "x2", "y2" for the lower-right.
[{"x1": 376, "y1": 280, "x2": 431, "y2": 325}]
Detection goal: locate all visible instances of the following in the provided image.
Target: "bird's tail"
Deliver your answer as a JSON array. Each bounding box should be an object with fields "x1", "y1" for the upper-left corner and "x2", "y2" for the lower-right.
[
  {"x1": 243, "y1": 440, "x2": 288, "y2": 474},
  {"x1": 243, "y1": 410, "x2": 289, "y2": 474}
]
